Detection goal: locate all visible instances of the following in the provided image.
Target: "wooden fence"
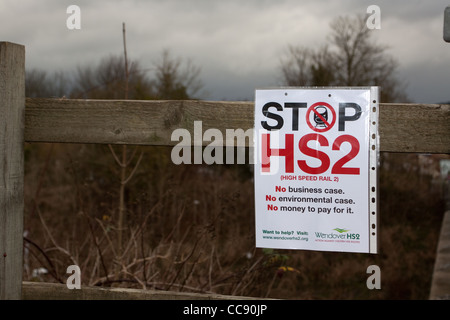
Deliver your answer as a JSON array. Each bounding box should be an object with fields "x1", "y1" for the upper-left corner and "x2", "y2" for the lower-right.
[{"x1": 1, "y1": 41, "x2": 449, "y2": 299}]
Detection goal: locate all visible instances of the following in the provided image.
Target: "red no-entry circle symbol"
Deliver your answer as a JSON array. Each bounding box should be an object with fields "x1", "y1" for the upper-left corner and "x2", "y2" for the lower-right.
[{"x1": 306, "y1": 102, "x2": 336, "y2": 132}]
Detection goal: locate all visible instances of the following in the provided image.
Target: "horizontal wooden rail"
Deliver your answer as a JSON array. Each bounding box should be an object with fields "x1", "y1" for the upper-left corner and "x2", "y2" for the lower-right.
[
  {"x1": 25, "y1": 98, "x2": 449, "y2": 153},
  {"x1": 22, "y1": 282, "x2": 264, "y2": 300}
]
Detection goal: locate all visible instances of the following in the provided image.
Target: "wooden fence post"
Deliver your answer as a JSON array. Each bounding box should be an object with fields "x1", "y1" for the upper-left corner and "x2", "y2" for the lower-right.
[{"x1": 0, "y1": 42, "x2": 25, "y2": 300}]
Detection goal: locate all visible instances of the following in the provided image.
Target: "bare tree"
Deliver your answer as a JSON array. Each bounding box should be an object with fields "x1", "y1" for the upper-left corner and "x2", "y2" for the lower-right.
[
  {"x1": 70, "y1": 50, "x2": 202, "y2": 101},
  {"x1": 280, "y1": 14, "x2": 408, "y2": 102},
  {"x1": 280, "y1": 44, "x2": 335, "y2": 87},
  {"x1": 280, "y1": 46, "x2": 312, "y2": 86},
  {"x1": 152, "y1": 49, "x2": 203, "y2": 100},
  {"x1": 310, "y1": 45, "x2": 335, "y2": 87},
  {"x1": 71, "y1": 55, "x2": 153, "y2": 100},
  {"x1": 25, "y1": 69, "x2": 70, "y2": 98},
  {"x1": 329, "y1": 15, "x2": 408, "y2": 102}
]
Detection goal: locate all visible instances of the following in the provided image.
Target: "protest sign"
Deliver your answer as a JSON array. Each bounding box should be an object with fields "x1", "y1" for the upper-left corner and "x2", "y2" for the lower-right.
[{"x1": 254, "y1": 87, "x2": 378, "y2": 253}]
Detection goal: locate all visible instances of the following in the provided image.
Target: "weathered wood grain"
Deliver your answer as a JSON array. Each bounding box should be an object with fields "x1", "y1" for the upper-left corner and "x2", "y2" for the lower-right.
[
  {"x1": 379, "y1": 103, "x2": 449, "y2": 153},
  {"x1": 25, "y1": 98, "x2": 449, "y2": 153},
  {"x1": 22, "y1": 281, "x2": 264, "y2": 300},
  {"x1": 0, "y1": 42, "x2": 25, "y2": 300}
]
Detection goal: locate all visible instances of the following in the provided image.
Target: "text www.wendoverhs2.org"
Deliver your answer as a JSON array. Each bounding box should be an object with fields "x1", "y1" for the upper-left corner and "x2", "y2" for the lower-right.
[{"x1": 262, "y1": 235, "x2": 308, "y2": 241}]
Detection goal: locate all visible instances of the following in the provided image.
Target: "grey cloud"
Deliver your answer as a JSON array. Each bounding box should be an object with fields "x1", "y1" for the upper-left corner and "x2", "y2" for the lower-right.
[{"x1": 1, "y1": 0, "x2": 449, "y2": 102}]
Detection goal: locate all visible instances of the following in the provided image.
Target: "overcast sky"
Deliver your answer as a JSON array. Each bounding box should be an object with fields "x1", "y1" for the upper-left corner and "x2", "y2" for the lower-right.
[{"x1": 1, "y1": 0, "x2": 449, "y2": 103}]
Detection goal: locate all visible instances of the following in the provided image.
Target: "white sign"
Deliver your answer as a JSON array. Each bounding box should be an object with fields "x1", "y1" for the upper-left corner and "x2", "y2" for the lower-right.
[{"x1": 254, "y1": 87, "x2": 378, "y2": 254}]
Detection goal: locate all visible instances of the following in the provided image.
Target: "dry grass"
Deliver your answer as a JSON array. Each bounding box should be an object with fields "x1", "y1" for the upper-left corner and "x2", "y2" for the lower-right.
[{"x1": 23, "y1": 143, "x2": 447, "y2": 299}]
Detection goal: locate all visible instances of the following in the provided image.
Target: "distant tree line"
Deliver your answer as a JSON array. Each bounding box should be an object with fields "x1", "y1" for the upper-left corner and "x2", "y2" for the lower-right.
[
  {"x1": 26, "y1": 49, "x2": 203, "y2": 100},
  {"x1": 26, "y1": 14, "x2": 408, "y2": 102}
]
